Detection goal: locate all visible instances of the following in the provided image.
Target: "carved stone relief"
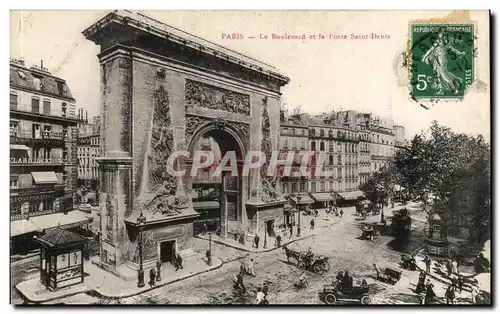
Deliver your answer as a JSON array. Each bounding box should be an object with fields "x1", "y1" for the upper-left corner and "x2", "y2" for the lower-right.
[
  {"x1": 147, "y1": 85, "x2": 175, "y2": 194},
  {"x1": 185, "y1": 79, "x2": 250, "y2": 116},
  {"x1": 260, "y1": 96, "x2": 280, "y2": 203}
]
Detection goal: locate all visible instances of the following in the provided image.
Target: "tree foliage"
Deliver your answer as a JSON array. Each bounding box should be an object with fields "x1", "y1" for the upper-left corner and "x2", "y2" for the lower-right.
[{"x1": 391, "y1": 121, "x2": 491, "y2": 238}]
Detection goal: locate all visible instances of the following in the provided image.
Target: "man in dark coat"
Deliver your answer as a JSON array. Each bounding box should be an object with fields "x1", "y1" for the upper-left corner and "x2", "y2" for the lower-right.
[
  {"x1": 149, "y1": 268, "x2": 156, "y2": 287},
  {"x1": 310, "y1": 219, "x2": 315, "y2": 230},
  {"x1": 424, "y1": 254, "x2": 432, "y2": 273},
  {"x1": 174, "y1": 254, "x2": 183, "y2": 271},
  {"x1": 254, "y1": 234, "x2": 260, "y2": 249}
]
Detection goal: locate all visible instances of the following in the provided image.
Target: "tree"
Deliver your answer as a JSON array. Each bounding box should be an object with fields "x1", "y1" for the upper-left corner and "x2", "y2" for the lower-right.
[{"x1": 391, "y1": 121, "x2": 491, "y2": 239}]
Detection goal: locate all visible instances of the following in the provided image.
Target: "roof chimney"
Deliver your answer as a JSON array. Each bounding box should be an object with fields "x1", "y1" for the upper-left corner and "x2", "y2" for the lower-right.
[
  {"x1": 41, "y1": 59, "x2": 44, "y2": 69},
  {"x1": 85, "y1": 110, "x2": 88, "y2": 123}
]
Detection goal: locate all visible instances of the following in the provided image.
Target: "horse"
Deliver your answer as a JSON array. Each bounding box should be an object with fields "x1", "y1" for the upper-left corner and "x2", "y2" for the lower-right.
[{"x1": 283, "y1": 245, "x2": 304, "y2": 265}]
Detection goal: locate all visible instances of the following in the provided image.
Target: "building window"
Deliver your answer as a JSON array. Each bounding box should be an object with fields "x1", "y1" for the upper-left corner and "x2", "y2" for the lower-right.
[
  {"x1": 283, "y1": 183, "x2": 289, "y2": 194},
  {"x1": 344, "y1": 144, "x2": 348, "y2": 153},
  {"x1": 329, "y1": 155, "x2": 334, "y2": 165},
  {"x1": 337, "y1": 168, "x2": 342, "y2": 179},
  {"x1": 311, "y1": 182, "x2": 316, "y2": 192},
  {"x1": 43, "y1": 125, "x2": 52, "y2": 138},
  {"x1": 291, "y1": 128, "x2": 296, "y2": 136},
  {"x1": 62, "y1": 103, "x2": 67, "y2": 117},
  {"x1": 43, "y1": 100, "x2": 51, "y2": 115},
  {"x1": 320, "y1": 142, "x2": 325, "y2": 151},
  {"x1": 63, "y1": 126, "x2": 68, "y2": 140},
  {"x1": 311, "y1": 141, "x2": 316, "y2": 151},
  {"x1": 10, "y1": 177, "x2": 18, "y2": 189},
  {"x1": 320, "y1": 129, "x2": 324, "y2": 137},
  {"x1": 32, "y1": 123, "x2": 41, "y2": 139},
  {"x1": 10, "y1": 93, "x2": 18, "y2": 110},
  {"x1": 31, "y1": 97, "x2": 40, "y2": 114},
  {"x1": 283, "y1": 139, "x2": 288, "y2": 149},
  {"x1": 283, "y1": 128, "x2": 288, "y2": 134},
  {"x1": 10, "y1": 120, "x2": 19, "y2": 137},
  {"x1": 320, "y1": 182, "x2": 325, "y2": 192},
  {"x1": 291, "y1": 183, "x2": 297, "y2": 193},
  {"x1": 310, "y1": 129, "x2": 315, "y2": 137},
  {"x1": 300, "y1": 140, "x2": 306, "y2": 150},
  {"x1": 300, "y1": 182, "x2": 306, "y2": 192},
  {"x1": 337, "y1": 155, "x2": 342, "y2": 165}
]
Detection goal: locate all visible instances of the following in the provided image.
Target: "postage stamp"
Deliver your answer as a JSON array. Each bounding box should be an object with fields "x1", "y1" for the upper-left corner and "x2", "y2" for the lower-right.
[{"x1": 409, "y1": 22, "x2": 475, "y2": 100}]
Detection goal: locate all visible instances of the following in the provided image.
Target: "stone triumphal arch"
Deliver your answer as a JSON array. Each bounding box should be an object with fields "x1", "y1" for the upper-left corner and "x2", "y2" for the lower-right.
[{"x1": 83, "y1": 10, "x2": 289, "y2": 278}]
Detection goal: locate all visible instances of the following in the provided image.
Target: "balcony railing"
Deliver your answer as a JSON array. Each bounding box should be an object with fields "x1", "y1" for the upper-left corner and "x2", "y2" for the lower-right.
[
  {"x1": 10, "y1": 157, "x2": 66, "y2": 165},
  {"x1": 10, "y1": 130, "x2": 66, "y2": 141}
]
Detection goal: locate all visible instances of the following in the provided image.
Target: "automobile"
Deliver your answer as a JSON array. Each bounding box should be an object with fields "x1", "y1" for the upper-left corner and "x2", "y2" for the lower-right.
[{"x1": 320, "y1": 279, "x2": 372, "y2": 305}]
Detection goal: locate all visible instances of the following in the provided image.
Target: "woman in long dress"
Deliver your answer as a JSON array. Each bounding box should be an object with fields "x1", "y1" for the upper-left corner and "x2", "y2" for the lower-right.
[{"x1": 421, "y1": 31, "x2": 466, "y2": 95}]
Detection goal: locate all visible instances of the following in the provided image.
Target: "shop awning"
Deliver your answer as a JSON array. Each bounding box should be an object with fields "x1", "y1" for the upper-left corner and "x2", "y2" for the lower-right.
[
  {"x1": 290, "y1": 195, "x2": 315, "y2": 205},
  {"x1": 193, "y1": 201, "x2": 220, "y2": 210},
  {"x1": 29, "y1": 211, "x2": 93, "y2": 232},
  {"x1": 337, "y1": 190, "x2": 365, "y2": 200},
  {"x1": 310, "y1": 193, "x2": 333, "y2": 202},
  {"x1": 31, "y1": 171, "x2": 59, "y2": 184},
  {"x1": 10, "y1": 219, "x2": 39, "y2": 237},
  {"x1": 10, "y1": 144, "x2": 30, "y2": 151}
]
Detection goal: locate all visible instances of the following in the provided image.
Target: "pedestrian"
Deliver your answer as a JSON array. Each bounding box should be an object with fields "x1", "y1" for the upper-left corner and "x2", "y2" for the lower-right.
[
  {"x1": 452, "y1": 259, "x2": 458, "y2": 274},
  {"x1": 234, "y1": 271, "x2": 246, "y2": 292},
  {"x1": 174, "y1": 254, "x2": 183, "y2": 271},
  {"x1": 445, "y1": 284, "x2": 455, "y2": 304},
  {"x1": 206, "y1": 249, "x2": 212, "y2": 266},
  {"x1": 247, "y1": 258, "x2": 256, "y2": 276},
  {"x1": 289, "y1": 224, "x2": 293, "y2": 238},
  {"x1": 254, "y1": 234, "x2": 260, "y2": 249},
  {"x1": 202, "y1": 222, "x2": 208, "y2": 235},
  {"x1": 415, "y1": 272, "x2": 426, "y2": 294},
  {"x1": 446, "y1": 259, "x2": 453, "y2": 276},
  {"x1": 457, "y1": 275, "x2": 464, "y2": 293},
  {"x1": 339, "y1": 209, "x2": 344, "y2": 218},
  {"x1": 424, "y1": 254, "x2": 431, "y2": 273},
  {"x1": 255, "y1": 287, "x2": 266, "y2": 305},
  {"x1": 310, "y1": 219, "x2": 315, "y2": 230},
  {"x1": 275, "y1": 234, "x2": 282, "y2": 247},
  {"x1": 149, "y1": 268, "x2": 156, "y2": 287},
  {"x1": 314, "y1": 209, "x2": 319, "y2": 218},
  {"x1": 471, "y1": 281, "x2": 479, "y2": 304}
]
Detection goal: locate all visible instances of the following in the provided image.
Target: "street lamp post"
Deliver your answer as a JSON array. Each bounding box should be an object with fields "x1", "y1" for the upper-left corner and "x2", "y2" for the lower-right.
[
  {"x1": 263, "y1": 220, "x2": 268, "y2": 248},
  {"x1": 137, "y1": 212, "x2": 146, "y2": 288},
  {"x1": 297, "y1": 194, "x2": 302, "y2": 237}
]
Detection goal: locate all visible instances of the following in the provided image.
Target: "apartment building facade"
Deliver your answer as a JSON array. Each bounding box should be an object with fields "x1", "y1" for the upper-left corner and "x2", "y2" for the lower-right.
[{"x1": 9, "y1": 59, "x2": 91, "y2": 251}]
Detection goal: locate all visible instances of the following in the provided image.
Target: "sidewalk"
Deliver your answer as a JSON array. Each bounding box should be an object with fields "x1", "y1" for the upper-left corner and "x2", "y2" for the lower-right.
[
  {"x1": 196, "y1": 208, "x2": 344, "y2": 253},
  {"x1": 16, "y1": 253, "x2": 223, "y2": 303}
]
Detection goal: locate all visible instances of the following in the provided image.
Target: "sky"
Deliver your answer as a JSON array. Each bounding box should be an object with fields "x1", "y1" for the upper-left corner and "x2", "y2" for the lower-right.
[{"x1": 9, "y1": 10, "x2": 491, "y2": 140}]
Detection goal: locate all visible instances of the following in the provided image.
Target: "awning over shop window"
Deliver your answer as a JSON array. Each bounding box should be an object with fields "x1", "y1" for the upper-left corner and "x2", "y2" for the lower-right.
[
  {"x1": 29, "y1": 211, "x2": 93, "y2": 232},
  {"x1": 10, "y1": 219, "x2": 39, "y2": 237},
  {"x1": 193, "y1": 201, "x2": 220, "y2": 210},
  {"x1": 337, "y1": 190, "x2": 365, "y2": 200},
  {"x1": 10, "y1": 144, "x2": 30, "y2": 151},
  {"x1": 290, "y1": 195, "x2": 315, "y2": 205},
  {"x1": 310, "y1": 193, "x2": 333, "y2": 202},
  {"x1": 31, "y1": 171, "x2": 59, "y2": 184}
]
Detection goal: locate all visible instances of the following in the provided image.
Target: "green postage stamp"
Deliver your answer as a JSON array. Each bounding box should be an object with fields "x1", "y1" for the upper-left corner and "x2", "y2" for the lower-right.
[{"x1": 409, "y1": 22, "x2": 475, "y2": 100}]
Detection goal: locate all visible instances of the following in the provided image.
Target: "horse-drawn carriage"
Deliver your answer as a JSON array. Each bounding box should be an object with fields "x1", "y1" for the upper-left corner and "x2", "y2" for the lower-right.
[
  {"x1": 283, "y1": 245, "x2": 330, "y2": 275},
  {"x1": 360, "y1": 223, "x2": 379, "y2": 240},
  {"x1": 320, "y1": 279, "x2": 372, "y2": 305},
  {"x1": 373, "y1": 264, "x2": 402, "y2": 285}
]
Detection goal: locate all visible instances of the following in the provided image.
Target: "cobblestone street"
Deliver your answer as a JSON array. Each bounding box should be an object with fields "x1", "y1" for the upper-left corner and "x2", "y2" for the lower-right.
[{"x1": 26, "y1": 203, "x2": 445, "y2": 305}]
